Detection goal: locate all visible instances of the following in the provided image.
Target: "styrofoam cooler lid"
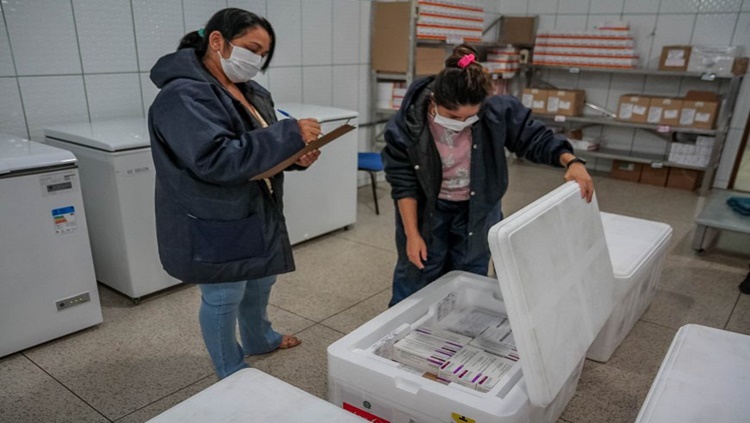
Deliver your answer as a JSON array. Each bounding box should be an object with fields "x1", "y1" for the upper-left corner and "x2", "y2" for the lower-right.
[
  {"x1": 44, "y1": 118, "x2": 150, "y2": 152},
  {"x1": 488, "y1": 181, "x2": 617, "y2": 408},
  {"x1": 635, "y1": 324, "x2": 750, "y2": 423},
  {"x1": 600, "y1": 212, "x2": 673, "y2": 279},
  {"x1": 275, "y1": 103, "x2": 358, "y2": 123},
  {"x1": 0, "y1": 134, "x2": 76, "y2": 174}
]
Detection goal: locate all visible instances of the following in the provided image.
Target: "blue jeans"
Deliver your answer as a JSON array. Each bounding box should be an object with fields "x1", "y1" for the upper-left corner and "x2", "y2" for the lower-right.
[
  {"x1": 198, "y1": 276, "x2": 282, "y2": 379},
  {"x1": 389, "y1": 200, "x2": 493, "y2": 307}
]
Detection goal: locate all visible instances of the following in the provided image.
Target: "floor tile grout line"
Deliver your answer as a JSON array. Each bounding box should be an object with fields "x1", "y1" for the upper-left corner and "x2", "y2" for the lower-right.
[
  {"x1": 637, "y1": 318, "x2": 680, "y2": 332},
  {"x1": 111, "y1": 373, "x2": 215, "y2": 422},
  {"x1": 21, "y1": 352, "x2": 114, "y2": 423},
  {"x1": 723, "y1": 294, "x2": 742, "y2": 330},
  {"x1": 315, "y1": 287, "x2": 391, "y2": 325}
]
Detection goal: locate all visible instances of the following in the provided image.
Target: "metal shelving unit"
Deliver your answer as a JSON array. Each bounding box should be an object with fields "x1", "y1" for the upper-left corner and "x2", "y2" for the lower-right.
[{"x1": 523, "y1": 64, "x2": 745, "y2": 195}]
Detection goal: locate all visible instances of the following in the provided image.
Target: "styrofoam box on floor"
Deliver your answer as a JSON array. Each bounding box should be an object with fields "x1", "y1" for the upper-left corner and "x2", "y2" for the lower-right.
[
  {"x1": 147, "y1": 369, "x2": 367, "y2": 422},
  {"x1": 328, "y1": 182, "x2": 618, "y2": 423},
  {"x1": 636, "y1": 324, "x2": 750, "y2": 423},
  {"x1": 587, "y1": 212, "x2": 673, "y2": 362}
]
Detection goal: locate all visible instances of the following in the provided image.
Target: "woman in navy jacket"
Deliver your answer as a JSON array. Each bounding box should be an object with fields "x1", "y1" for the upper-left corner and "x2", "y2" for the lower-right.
[
  {"x1": 148, "y1": 8, "x2": 319, "y2": 378},
  {"x1": 383, "y1": 45, "x2": 595, "y2": 306}
]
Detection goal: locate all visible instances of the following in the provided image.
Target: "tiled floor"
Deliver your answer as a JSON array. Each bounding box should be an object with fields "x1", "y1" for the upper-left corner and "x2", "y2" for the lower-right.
[{"x1": 2, "y1": 160, "x2": 749, "y2": 423}]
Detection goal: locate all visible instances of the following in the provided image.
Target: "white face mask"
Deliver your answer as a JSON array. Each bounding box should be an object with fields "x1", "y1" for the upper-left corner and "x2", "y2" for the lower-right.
[
  {"x1": 219, "y1": 43, "x2": 263, "y2": 83},
  {"x1": 433, "y1": 110, "x2": 479, "y2": 132}
]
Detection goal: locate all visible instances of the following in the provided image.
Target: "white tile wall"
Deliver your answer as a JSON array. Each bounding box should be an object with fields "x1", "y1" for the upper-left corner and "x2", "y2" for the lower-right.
[
  {"x1": 141, "y1": 72, "x2": 159, "y2": 115},
  {"x1": 73, "y1": 0, "x2": 138, "y2": 74},
  {"x1": 333, "y1": 0, "x2": 361, "y2": 64},
  {"x1": 268, "y1": 67, "x2": 303, "y2": 103},
  {"x1": 580, "y1": 74, "x2": 612, "y2": 111},
  {"x1": 302, "y1": 0, "x2": 333, "y2": 66},
  {"x1": 556, "y1": 14, "x2": 589, "y2": 29},
  {"x1": 183, "y1": 0, "x2": 227, "y2": 31},
  {"x1": 538, "y1": 14, "x2": 558, "y2": 31},
  {"x1": 268, "y1": 0, "x2": 302, "y2": 67},
  {"x1": 529, "y1": 0, "x2": 559, "y2": 15},
  {"x1": 5, "y1": 0, "x2": 81, "y2": 75},
  {"x1": 333, "y1": 65, "x2": 360, "y2": 111},
  {"x1": 716, "y1": 128, "x2": 745, "y2": 185},
  {"x1": 0, "y1": 14, "x2": 16, "y2": 77},
  {"x1": 0, "y1": 78, "x2": 28, "y2": 138},
  {"x1": 132, "y1": 0, "x2": 185, "y2": 72},
  {"x1": 589, "y1": 0, "x2": 625, "y2": 14},
  {"x1": 691, "y1": 13, "x2": 738, "y2": 45},
  {"x1": 358, "y1": 64, "x2": 371, "y2": 120},
  {"x1": 360, "y1": 1, "x2": 373, "y2": 64},
  {"x1": 623, "y1": 0, "x2": 660, "y2": 14},
  {"x1": 228, "y1": 0, "x2": 265, "y2": 16},
  {"x1": 700, "y1": 0, "x2": 743, "y2": 13},
  {"x1": 659, "y1": 0, "x2": 701, "y2": 14},
  {"x1": 303, "y1": 66, "x2": 334, "y2": 106},
  {"x1": 623, "y1": 14, "x2": 657, "y2": 67},
  {"x1": 649, "y1": 14, "x2": 697, "y2": 66},
  {"x1": 19, "y1": 76, "x2": 90, "y2": 141},
  {"x1": 254, "y1": 71, "x2": 270, "y2": 91},
  {"x1": 744, "y1": 0, "x2": 750, "y2": 11},
  {"x1": 559, "y1": 0, "x2": 591, "y2": 14},
  {"x1": 85, "y1": 73, "x2": 144, "y2": 123},
  {"x1": 499, "y1": 0, "x2": 528, "y2": 14}
]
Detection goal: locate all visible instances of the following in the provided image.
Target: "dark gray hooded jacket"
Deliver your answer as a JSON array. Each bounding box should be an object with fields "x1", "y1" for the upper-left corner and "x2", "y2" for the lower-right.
[{"x1": 148, "y1": 48, "x2": 304, "y2": 284}]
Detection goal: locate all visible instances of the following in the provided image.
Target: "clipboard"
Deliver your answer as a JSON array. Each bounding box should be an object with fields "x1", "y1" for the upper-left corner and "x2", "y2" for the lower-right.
[{"x1": 251, "y1": 123, "x2": 357, "y2": 181}]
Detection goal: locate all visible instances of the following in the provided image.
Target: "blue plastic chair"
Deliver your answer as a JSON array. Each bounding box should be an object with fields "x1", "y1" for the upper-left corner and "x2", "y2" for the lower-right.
[{"x1": 358, "y1": 152, "x2": 384, "y2": 215}]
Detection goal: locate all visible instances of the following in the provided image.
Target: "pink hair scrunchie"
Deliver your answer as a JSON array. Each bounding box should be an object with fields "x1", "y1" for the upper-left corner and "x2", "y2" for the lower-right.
[{"x1": 457, "y1": 53, "x2": 476, "y2": 68}]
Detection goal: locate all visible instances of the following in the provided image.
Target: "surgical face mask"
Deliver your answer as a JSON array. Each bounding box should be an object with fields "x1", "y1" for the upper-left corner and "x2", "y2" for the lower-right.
[
  {"x1": 219, "y1": 43, "x2": 263, "y2": 83},
  {"x1": 433, "y1": 110, "x2": 479, "y2": 132}
]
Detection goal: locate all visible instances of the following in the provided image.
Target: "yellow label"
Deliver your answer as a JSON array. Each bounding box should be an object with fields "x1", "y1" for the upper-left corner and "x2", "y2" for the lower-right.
[{"x1": 451, "y1": 413, "x2": 476, "y2": 423}]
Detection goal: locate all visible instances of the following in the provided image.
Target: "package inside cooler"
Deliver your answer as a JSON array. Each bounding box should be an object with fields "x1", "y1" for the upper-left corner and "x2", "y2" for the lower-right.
[
  {"x1": 587, "y1": 212, "x2": 673, "y2": 362},
  {"x1": 635, "y1": 324, "x2": 750, "y2": 423},
  {"x1": 328, "y1": 182, "x2": 618, "y2": 422},
  {"x1": 147, "y1": 369, "x2": 366, "y2": 423}
]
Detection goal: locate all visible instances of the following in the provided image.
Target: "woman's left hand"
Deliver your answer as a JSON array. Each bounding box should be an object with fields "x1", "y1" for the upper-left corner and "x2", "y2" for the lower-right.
[
  {"x1": 564, "y1": 163, "x2": 595, "y2": 203},
  {"x1": 295, "y1": 149, "x2": 320, "y2": 167}
]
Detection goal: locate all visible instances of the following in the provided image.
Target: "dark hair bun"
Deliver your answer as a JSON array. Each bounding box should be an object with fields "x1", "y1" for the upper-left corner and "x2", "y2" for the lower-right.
[
  {"x1": 444, "y1": 44, "x2": 480, "y2": 69},
  {"x1": 433, "y1": 44, "x2": 491, "y2": 109}
]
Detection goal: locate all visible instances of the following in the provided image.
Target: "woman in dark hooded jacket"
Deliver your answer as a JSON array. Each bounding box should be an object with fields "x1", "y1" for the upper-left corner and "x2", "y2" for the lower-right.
[
  {"x1": 148, "y1": 8, "x2": 320, "y2": 379},
  {"x1": 383, "y1": 45, "x2": 595, "y2": 306}
]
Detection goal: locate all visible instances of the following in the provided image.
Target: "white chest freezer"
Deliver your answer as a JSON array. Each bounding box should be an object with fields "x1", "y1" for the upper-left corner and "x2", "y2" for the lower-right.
[
  {"x1": 0, "y1": 134, "x2": 102, "y2": 357},
  {"x1": 275, "y1": 103, "x2": 358, "y2": 245},
  {"x1": 328, "y1": 182, "x2": 618, "y2": 423},
  {"x1": 148, "y1": 368, "x2": 367, "y2": 422},
  {"x1": 44, "y1": 119, "x2": 180, "y2": 301},
  {"x1": 636, "y1": 324, "x2": 750, "y2": 423}
]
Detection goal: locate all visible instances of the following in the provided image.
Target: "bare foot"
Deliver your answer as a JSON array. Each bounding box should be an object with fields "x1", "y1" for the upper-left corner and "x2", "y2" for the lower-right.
[{"x1": 278, "y1": 334, "x2": 301, "y2": 349}]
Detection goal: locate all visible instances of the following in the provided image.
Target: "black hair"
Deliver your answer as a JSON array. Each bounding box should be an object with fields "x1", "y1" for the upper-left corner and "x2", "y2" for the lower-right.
[
  {"x1": 433, "y1": 44, "x2": 491, "y2": 110},
  {"x1": 178, "y1": 8, "x2": 275, "y2": 71}
]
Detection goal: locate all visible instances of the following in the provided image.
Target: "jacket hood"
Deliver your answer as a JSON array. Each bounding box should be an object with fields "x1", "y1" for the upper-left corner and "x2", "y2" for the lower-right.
[
  {"x1": 393, "y1": 76, "x2": 435, "y2": 140},
  {"x1": 150, "y1": 48, "x2": 209, "y2": 89}
]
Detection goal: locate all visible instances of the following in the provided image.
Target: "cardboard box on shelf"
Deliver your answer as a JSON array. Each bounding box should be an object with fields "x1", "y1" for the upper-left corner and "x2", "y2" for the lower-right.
[
  {"x1": 371, "y1": 2, "x2": 446, "y2": 75},
  {"x1": 659, "y1": 46, "x2": 692, "y2": 71},
  {"x1": 618, "y1": 95, "x2": 651, "y2": 123},
  {"x1": 667, "y1": 168, "x2": 704, "y2": 191},
  {"x1": 640, "y1": 166, "x2": 669, "y2": 187},
  {"x1": 610, "y1": 160, "x2": 643, "y2": 182},
  {"x1": 521, "y1": 88, "x2": 548, "y2": 115},
  {"x1": 546, "y1": 90, "x2": 586, "y2": 116},
  {"x1": 687, "y1": 45, "x2": 741, "y2": 75},
  {"x1": 498, "y1": 16, "x2": 537, "y2": 46},
  {"x1": 733, "y1": 57, "x2": 748, "y2": 75},
  {"x1": 651, "y1": 98, "x2": 684, "y2": 126},
  {"x1": 680, "y1": 90, "x2": 720, "y2": 130}
]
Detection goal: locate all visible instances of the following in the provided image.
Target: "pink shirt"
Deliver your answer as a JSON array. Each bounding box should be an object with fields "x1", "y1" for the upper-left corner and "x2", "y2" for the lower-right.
[{"x1": 428, "y1": 116, "x2": 472, "y2": 201}]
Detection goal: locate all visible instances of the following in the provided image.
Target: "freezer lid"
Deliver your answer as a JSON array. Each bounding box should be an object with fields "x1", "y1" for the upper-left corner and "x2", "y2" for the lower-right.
[
  {"x1": 487, "y1": 182, "x2": 617, "y2": 408},
  {"x1": 44, "y1": 118, "x2": 150, "y2": 152},
  {"x1": 0, "y1": 134, "x2": 76, "y2": 174},
  {"x1": 275, "y1": 103, "x2": 358, "y2": 123},
  {"x1": 600, "y1": 212, "x2": 672, "y2": 279},
  {"x1": 635, "y1": 324, "x2": 750, "y2": 423}
]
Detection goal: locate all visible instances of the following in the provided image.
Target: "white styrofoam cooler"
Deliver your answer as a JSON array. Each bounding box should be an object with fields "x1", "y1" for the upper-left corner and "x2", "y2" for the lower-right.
[
  {"x1": 328, "y1": 182, "x2": 618, "y2": 423},
  {"x1": 587, "y1": 212, "x2": 673, "y2": 362},
  {"x1": 148, "y1": 368, "x2": 367, "y2": 422},
  {"x1": 635, "y1": 324, "x2": 750, "y2": 423}
]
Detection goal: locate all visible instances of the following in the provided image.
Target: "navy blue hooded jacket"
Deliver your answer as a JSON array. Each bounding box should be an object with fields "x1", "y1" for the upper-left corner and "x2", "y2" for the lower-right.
[
  {"x1": 382, "y1": 76, "x2": 573, "y2": 258},
  {"x1": 148, "y1": 48, "x2": 305, "y2": 284}
]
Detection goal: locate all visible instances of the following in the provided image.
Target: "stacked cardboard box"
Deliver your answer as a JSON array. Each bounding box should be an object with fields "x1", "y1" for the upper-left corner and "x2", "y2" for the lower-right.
[
  {"x1": 521, "y1": 88, "x2": 585, "y2": 116},
  {"x1": 617, "y1": 91, "x2": 720, "y2": 129},
  {"x1": 533, "y1": 22, "x2": 639, "y2": 69},
  {"x1": 482, "y1": 47, "x2": 520, "y2": 76},
  {"x1": 377, "y1": 82, "x2": 407, "y2": 110},
  {"x1": 416, "y1": 0, "x2": 483, "y2": 43}
]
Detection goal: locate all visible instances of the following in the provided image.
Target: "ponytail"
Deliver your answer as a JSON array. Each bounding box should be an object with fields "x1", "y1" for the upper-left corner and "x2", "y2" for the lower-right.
[{"x1": 433, "y1": 44, "x2": 491, "y2": 109}]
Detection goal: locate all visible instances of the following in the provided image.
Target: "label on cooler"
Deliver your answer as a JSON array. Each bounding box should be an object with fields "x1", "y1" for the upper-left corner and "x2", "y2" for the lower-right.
[
  {"x1": 647, "y1": 106, "x2": 663, "y2": 124},
  {"x1": 619, "y1": 103, "x2": 634, "y2": 119},
  {"x1": 51, "y1": 206, "x2": 78, "y2": 236},
  {"x1": 680, "y1": 108, "x2": 696, "y2": 126},
  {"x1": 521, "y1": 93, "x2": 534, "y2": 108},
  {"x1": 39, "y1": 171, "x2": 78, "y2": 197}
]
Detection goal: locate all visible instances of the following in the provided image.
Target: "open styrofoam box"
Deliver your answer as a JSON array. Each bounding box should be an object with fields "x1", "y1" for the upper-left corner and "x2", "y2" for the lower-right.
[{"x1": 328, "y1": 182, "x2": 618, "y2": 423}]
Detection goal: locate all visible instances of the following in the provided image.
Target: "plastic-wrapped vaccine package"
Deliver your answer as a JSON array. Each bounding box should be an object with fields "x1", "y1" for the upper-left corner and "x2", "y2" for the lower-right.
[
  {"x1": 470, "y1": 320, "x2": 519, "y2": 362},
  {"x1": 437, "y1": 307, "x2": 508, "y2": 338},
  {"x1": 392, "y1": 326, "x2": 472, "y2": 374},
  {"x1": 438, "y1": 345, "x2": 516, "y2": 392}
]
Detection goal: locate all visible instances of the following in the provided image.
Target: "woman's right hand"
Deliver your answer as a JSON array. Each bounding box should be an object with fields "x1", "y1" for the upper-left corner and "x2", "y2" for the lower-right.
[
  {"x1": 406, "y1": 234, "x2": 428, "y2": 270},
  {"x1": 297, "y1": 118, "x2": 321, "y2": 144}
]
